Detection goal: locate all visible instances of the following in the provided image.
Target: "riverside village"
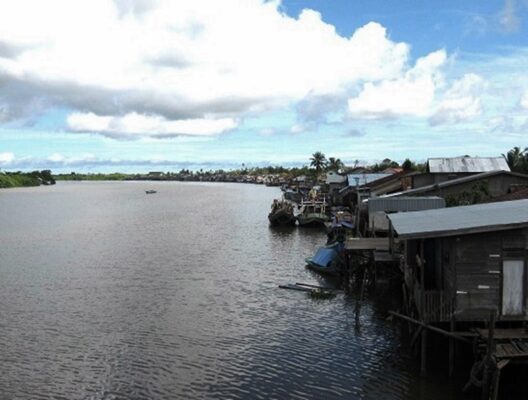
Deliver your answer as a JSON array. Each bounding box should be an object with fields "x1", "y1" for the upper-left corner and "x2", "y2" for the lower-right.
[
  {"x1": 269, "y1": 151, "x2": 528, "y2": 400},
  {"x1": 4, "y1": 149, "x2": 528, "y2": 398}
]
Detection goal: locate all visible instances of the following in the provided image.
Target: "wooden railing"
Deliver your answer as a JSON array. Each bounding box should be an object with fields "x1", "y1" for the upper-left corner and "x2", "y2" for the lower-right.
[{"x1": 422, "y1": 290, "x2": 454, "y2": 322}]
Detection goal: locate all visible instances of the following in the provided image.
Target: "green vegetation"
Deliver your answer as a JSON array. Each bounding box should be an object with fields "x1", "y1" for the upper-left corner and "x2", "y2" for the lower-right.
[
  {"x1": 310, "y1": 151, "x2": 327, "y2": 173},
  {"x1": 502, "y1": 146, "x2": 528, "y2": 174},
  {"x1": 0, "y1": 170, "x2": 55, "y2": 188},
  {"x1": 54, "y1": 172, "x2": 131, "y2": 181},
  {"x1": 445, "y1": 181, "x2": 491, "y2": 207}
]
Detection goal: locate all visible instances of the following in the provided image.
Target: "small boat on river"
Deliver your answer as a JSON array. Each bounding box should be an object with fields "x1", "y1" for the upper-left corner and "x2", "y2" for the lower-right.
[
  {"x1": 145, "y1": 190, "x2": 157, "y2": 194},
  {"x1": 268, "y1": 199, "x2": 296, "y2": 226},
  {"x1": 305, "y1": 241, "x2": 345, "y2": 276}
]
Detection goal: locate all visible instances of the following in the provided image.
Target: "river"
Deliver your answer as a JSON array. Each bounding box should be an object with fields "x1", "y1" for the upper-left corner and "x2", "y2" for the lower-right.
[{"x1": 0, "y1": 181, "x2": 478, "y2": 399}]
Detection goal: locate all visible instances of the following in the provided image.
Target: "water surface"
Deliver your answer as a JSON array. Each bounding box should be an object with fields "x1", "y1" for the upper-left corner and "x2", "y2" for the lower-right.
[{"x1": 1, "y1": 182, "x2": 467, "y2": 399}]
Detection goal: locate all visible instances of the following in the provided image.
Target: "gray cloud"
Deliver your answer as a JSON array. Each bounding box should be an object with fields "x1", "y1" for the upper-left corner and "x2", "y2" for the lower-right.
[
  {"x1": 344, "y1": 128, "x2": 366, "y2": 137},
  {"x1": 295, "y1": 92, "x2": 349, "y2": 124},
  {"x1": 0, "y1": 71, "x2": 269, "y2": 126}
]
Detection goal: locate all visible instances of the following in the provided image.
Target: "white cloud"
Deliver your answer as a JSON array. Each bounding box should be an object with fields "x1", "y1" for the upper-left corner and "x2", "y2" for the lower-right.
[
  {"x1": 521, "y1": 91, "x2": 528, "y2": 109},
  {"x1": 0, "y1": 0, "x2": 414, "y2": 138},
  {"x1": 0, "y1": 152, "x2": 15, "y2": 165},
  {"x1": 67, "y1": 112, "x2": 237, "y2": 137},
  {"x1": 347, "y1": 50, "x2": 447, "y2": 119},
  {"x1": 429, "y1": 73, "x2": 485, "y2": 125},
  {"x1": 47, "y1": 153, "x2": 65, "y2": 162}
]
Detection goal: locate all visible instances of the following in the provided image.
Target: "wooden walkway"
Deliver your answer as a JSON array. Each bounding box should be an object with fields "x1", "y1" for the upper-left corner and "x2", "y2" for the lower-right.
[{"x1": 345, "y1": 237, "x2": 389, "y2": 251}]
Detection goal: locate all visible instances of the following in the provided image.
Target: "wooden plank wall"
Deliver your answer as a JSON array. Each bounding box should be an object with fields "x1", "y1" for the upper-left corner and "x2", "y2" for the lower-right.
[{"x1": 453, "y1": 229, "x2": 527, "y2": 321}]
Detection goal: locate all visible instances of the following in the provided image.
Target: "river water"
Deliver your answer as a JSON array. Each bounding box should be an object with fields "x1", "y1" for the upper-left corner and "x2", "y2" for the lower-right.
[{"x1": 0, "y1": 182, "x2": 476, "y2": 399}]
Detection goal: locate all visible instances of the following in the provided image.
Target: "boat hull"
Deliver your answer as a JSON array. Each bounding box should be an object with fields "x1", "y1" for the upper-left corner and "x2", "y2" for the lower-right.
[
  {"x1": 268, "y1": 210, "x2": 296, "y2": 226},
  {"x1": 297, "y1": 213, "x2": 330, "y2": 227}
]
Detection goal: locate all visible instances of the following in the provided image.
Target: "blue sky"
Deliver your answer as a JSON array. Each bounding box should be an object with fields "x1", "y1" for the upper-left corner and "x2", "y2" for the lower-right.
[{"x1": 1, "y1": 0, "x2": 528, "y2": 172}]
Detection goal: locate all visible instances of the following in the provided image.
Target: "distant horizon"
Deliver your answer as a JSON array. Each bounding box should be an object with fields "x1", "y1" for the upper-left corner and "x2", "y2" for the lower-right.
[{"x1": 0, "y1": 152, "x2": 514, "y2": 174}]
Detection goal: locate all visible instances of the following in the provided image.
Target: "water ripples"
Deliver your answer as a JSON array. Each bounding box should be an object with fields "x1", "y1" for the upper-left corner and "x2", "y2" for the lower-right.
[{"x1": 1, "y1": 182, "x2": 420, "y2": 399}]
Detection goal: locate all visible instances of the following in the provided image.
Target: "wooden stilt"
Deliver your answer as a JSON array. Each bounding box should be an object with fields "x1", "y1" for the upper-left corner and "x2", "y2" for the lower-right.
[
  {"x1": 482, "y1": 311, "x2": 497, "y2": 400},
  {"x1": 449, "y1": 318, "x2": 455, "y2": 377},
  {"x1": 491, "y1": 360, "x2": 509, "y2": 400},
  {"x1": 421, "y1": 329, "x2": 427, "y2": 377}
]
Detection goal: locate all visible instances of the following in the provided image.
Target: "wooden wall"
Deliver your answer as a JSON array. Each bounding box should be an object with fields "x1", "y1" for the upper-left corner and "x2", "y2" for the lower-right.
[{"x1": 452, "y1": 229, "x2": 527, "y2": 321}]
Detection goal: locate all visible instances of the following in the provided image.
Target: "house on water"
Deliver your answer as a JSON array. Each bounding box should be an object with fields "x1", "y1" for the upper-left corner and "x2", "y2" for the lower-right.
[
  {"x1": 388, "y1": 198, "x2": 528, "y2": 324},
  {"x1": 388, "y1": 199, "x2": 528, "y2": 393}
]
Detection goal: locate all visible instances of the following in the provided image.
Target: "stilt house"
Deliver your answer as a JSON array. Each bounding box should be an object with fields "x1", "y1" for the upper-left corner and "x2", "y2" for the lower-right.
[{"x1": 388, "y1": 199, "x2": 528, "y2": 323}]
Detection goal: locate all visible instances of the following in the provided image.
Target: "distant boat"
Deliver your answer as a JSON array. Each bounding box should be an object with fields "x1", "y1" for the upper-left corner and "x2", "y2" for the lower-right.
[
  {"x1": 145, "y1": 190, "x2": 157, "y2": 194},
  {"x1": 268, "y1": 199, "x2": 296, "y2": 227},
  {"x1": 305, "y1": 241, "x2": 345, "y2": 276}
]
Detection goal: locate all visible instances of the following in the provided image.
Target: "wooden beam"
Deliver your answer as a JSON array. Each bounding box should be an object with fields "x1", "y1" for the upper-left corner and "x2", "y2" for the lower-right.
[{"x1": 389, "y1": 310, "x2": 473, "y2": 344}]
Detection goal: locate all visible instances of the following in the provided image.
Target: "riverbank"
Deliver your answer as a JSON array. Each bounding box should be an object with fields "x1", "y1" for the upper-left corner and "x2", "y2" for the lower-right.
[{"x1": 0, "y1": 170, "x2": 56, "y2": 188}]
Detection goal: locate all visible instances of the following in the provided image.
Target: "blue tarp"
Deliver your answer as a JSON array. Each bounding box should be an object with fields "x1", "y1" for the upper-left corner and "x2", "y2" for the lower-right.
[
  {"x1": 311, "y1": 247, "x2": 335, "y2": 267},
  {"x1": 309, "y1": 242, "x2": 344, "y2": 268}
]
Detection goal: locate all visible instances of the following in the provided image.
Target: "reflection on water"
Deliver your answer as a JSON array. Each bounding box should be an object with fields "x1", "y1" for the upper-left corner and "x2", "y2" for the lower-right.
[{"x1": 0, "y1": 181, "x2": 468, "y2": 399}]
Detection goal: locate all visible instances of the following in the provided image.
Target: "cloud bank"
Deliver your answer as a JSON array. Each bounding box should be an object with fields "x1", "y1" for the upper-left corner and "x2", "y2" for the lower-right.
[{"x1": 0, "y1": 0, "x2": 437, "y2": 139}]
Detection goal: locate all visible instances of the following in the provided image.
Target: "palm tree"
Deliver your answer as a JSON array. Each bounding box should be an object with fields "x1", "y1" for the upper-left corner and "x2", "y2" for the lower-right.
[
  {"x1": 502, "y1": 146, "x2": 526, "y2": 172},
  {"x1": 310, "y1": 151, "x2": 327, "y2": 173},
  {"x1": 327, "y1": 157, "x2": 344, "y2": 172}
]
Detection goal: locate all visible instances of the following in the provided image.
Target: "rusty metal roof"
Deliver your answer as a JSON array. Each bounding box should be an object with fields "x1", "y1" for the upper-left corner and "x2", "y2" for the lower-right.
[
  {"x1": 388, "y1": 199, "x2": 528, "y2": 239},
  {"x1": 428, "y1": 157, "x2": 510, "y2": 173}
]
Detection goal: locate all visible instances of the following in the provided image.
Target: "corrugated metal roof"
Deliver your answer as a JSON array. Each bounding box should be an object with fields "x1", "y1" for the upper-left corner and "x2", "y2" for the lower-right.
[
  {"x1": 428, "y1": 157, "x2": 510, "y2": 173},
  {"x1": 367, "y1": 196, "x2": 445, "y2": 213},
  {"x1": 388, "y1": 199, "x2": 528, "y2": 239},
  {"x1": 347, "y1": 173, "x2": 391, "y2": 186},
  {"x1": 390, "y1": 170, "x2": 528, "y2": 197}
]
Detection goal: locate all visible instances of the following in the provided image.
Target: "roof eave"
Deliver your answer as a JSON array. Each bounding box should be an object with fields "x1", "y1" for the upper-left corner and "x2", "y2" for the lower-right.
[{"x1": 394, "y1": 221, "x2": 528, "y2": 240}]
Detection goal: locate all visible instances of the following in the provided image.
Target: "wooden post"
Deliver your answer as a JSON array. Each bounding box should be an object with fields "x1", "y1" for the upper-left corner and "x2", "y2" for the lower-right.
[
  {"x1": 449, "y1": 318, "x2": 455, "y2": 377},
  {"x1": 491, "y1": 360, "x2": 509, "y2": 400},
  {"x1": 482, "y1": 311, "x2": 496, "y2": 400},
  {"x1": 421, "y1": 329, "x2": 427, "y2": 377},
  {"x1": 344, "y1": 253, "x2": 351, "y2": 294}
]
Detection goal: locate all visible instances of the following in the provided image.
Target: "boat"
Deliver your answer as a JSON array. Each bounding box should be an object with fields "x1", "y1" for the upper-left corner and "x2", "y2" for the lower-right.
[
  {"x1": 305, "y1": 241, "x2": 345, "y2": 276},
  {"x1": 325, "y1": 210, "x2": 355, "y2": 243},
  {"x1": 296, "y1": 198, "x2": 330, "y2": 227},
  {"x1": 268, "y1": 199, "x2": 296, "y2": 226},
  {"x1": 145, "y1": 190, "x2": 157, "y2": 194}
]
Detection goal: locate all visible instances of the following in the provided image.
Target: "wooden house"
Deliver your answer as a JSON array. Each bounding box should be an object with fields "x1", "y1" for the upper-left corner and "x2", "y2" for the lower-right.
[
  {"x1": 388, "y1": 199, "x2": 528, "y2": 324},
  {"x1": 392, "y1": 170, "x2": 528, "y2": 206},
  {"x1": 366, "y1": 196, "x2": 445, "y2": 236}
]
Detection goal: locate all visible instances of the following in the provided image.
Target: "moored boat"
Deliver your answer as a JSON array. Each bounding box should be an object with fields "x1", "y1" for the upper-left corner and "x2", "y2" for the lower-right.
[
  {"x1": 268, "y1": 199, "x2": 296, "y2": 226},
  {"x1": 296, "y1": 199, "x2": 330, "y2": 227},
  {"x1": 305, "y1": 241, "x2": 345, "y2": 276}
]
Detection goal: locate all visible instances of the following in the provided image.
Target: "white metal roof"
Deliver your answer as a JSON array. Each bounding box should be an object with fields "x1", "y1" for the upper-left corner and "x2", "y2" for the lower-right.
[
  {"x1": 428, "y1": 157, "x2": 510, "y2": 173},
  {"x1": 388, "y1": 199, "x2": 528, "y2": 239}
]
